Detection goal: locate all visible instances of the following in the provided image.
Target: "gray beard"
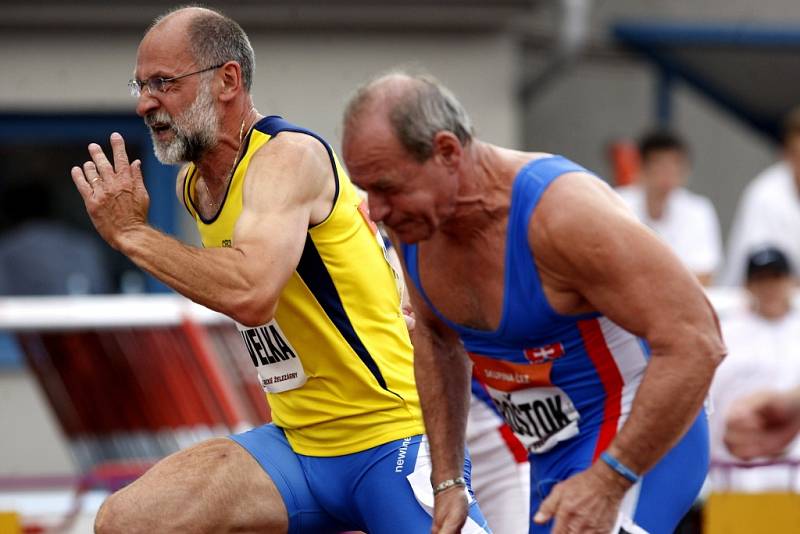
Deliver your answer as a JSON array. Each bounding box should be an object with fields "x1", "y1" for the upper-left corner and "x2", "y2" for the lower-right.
[{"x1": 148, "y1": 81, "x2": 219, "y2": 165}]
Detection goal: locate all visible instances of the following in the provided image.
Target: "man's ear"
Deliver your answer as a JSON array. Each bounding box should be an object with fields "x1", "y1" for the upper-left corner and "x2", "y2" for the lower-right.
[
  {"x1": 218, "y1": 61, "x2": 242, "y2": 102},
  {"x1": 431, "y1": 131, "x2": 463, "y2": 169}
]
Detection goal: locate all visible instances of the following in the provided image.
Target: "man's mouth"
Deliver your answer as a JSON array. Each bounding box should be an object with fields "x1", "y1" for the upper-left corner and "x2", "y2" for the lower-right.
[
  {"x1": 150, "y1": 122, "x2": 172, "y2": 133},
  {"x1": 149, "y1": 122, "x2": 175, "y2": 140}
]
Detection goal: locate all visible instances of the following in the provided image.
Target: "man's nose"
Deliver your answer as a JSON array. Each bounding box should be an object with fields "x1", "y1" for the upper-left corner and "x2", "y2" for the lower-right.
[
  {"x1": 135, "y1": 91, "x2": 159, "y2": 118},
  {"x1": 368, "y1": 194, "x2": 390, "y2": 222}
]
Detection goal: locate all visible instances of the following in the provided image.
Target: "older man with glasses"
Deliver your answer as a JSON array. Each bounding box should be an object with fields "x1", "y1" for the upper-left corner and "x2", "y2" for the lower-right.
[{"x1": 71, "y1": 6, "x2": 489, "y2": 534}]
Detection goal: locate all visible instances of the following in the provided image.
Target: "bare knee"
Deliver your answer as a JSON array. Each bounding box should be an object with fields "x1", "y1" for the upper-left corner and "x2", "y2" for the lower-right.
[
  {"x1": 95, "y1": 438, "x2": 289, "y2": 534},
  {"x1": 94, "y1": 489, "x2": 133, "y2": 534}
]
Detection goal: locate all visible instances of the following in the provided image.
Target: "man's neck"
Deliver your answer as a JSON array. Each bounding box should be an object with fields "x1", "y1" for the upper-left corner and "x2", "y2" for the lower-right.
[
  {"x1": 195, "y1": 100, "x2": 259, "y2": 189},
  {"x1": 439, "y1": 142, "x2": 521, "y2": 240},
  {"x1": 642, "y1": 182, "x2": 669, "y2": 221}
]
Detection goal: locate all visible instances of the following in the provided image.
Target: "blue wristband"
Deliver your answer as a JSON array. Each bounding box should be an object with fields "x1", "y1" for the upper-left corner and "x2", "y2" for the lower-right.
[{"x1": 599, "y1": 452, "x2": 639, "y2": 484}]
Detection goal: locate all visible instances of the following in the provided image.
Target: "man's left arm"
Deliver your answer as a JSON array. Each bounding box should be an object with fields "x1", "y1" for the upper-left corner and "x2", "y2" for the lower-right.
[{"x1": 531, "y1": 173, "x2": 726, "y2": 532}]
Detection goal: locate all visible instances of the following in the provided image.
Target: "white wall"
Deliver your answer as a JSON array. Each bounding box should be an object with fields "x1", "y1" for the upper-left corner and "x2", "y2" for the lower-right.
[
  {"x1": 0, "y1": 30, "x2": 518, "y2": 150},
  {"x1": 0, "y1": 371, "x2": 75, "y2": 475},
  {"x1": 1, "y1": 29, "x2": 518, "y2": 245}
]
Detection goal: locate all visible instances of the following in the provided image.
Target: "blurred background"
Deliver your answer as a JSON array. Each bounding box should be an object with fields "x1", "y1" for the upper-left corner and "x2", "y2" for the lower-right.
[{"x1": 2, "y1": 0, "x2": 800, "y2": 532}]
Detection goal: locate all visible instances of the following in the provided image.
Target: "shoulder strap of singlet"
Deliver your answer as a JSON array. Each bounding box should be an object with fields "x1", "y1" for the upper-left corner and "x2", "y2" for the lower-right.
[
  {"x1": 181, "y1": 165, "x2": 198, "y2": 218},
  {"x1": 400, "y1": 240, "x2": 421, "y2": 294},
  {"x1": 256, "y1": 115, "x2": 340, "y2": 209},
  {"x1": 505, "y1": 155, "x2": 600, "y2": 323},
  {"x1": 400, "y1": 239, "x2": 459, "y2": 329},
  {"x1": 510, "y1": 155, "x2": 591, "y2": 233}
]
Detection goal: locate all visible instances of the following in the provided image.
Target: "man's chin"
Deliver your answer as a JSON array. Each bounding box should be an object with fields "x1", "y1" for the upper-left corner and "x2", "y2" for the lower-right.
[
  {"x1": 152, "y1": 139, "x2": 189, "y2": 165},
  {"x1": 391, "y1": 222, "x2": 433, "y2": 244}
]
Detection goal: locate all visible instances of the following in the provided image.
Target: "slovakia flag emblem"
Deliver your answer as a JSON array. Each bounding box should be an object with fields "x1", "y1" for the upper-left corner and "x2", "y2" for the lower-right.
[{"x1": 523, "y1": 343, "x2": 565, "y2": 364}]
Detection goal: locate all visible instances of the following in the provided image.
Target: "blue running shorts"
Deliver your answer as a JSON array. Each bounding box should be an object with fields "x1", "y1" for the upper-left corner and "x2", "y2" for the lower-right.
[{"x1": 231, "y1": 424, "x2": 491, "y2": 533}]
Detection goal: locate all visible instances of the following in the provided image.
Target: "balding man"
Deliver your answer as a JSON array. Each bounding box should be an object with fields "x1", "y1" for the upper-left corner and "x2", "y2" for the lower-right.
[
  {"x1": 342, "y1": 73, "x2": 726, "y2": 534},
  {"x1": 71, "y1": 9, "x2": 488, "y2": 534}
]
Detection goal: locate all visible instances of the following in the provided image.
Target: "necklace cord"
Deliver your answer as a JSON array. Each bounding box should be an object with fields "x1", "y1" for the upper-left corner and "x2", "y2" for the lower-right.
[{"x1": 200, "y1": 106, "x2": 257, "y2": 210}]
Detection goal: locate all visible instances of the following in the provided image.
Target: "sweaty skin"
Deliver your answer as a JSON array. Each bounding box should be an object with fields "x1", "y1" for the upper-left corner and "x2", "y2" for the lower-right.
[{"x1": 342, "y1": 74, "x2": 726, "y2": 534}]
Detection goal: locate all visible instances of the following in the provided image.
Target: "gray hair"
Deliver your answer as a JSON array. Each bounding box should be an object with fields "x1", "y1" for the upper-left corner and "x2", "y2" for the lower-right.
[
  {"x1": 150, "y1": 6, "x2": 255, "y2": 92},
  {"x1": 346, "y1": 72, "x2": 474, "y2": 162}
]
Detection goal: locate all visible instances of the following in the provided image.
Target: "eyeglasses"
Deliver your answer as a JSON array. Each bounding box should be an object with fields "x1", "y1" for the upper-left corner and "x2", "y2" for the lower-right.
[{"x1": 128, "y1": 64, "x2": 224, "y2": 97}]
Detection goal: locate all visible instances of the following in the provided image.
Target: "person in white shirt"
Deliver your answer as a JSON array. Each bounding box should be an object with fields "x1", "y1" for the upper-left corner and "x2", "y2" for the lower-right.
[
  {"x1": 725, "y1": 387, "x2": 800, "y2": 461},
  {"x1": 722, "y1": 108, "x2": 800, "y2": 286},
  {"x1": 710, "y1": 246, "x2": 800, "y2": 492},
  {"x1": 616, "y1": 130, "x2": 722, "y2": 285}
]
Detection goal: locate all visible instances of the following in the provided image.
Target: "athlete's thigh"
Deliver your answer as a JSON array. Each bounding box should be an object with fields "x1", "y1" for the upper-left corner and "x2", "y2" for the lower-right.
[
  {"x1": 528, "y1": 427, "x2": 601, "y2": 534},
  {"x1": 231, "y1": 423, "x2": 347, "y2": 534},
  {"x1": 353, "y1": 435, "x2": 491, "y2": 533},
  {"x1": 95, "y1": 436, "x2": 288, "y2": 534},
  {"x1": 632, "y1": 413, "x2": 709, "y2": 534}
]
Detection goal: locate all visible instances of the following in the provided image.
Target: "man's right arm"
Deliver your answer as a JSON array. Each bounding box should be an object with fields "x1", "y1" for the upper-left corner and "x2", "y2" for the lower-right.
[
  {"x1": 393, "y1": 248, "x2": 471, "y2": 534},
  {"x1": 73, "y1": 132, "x2": 332, "y2": 327}
]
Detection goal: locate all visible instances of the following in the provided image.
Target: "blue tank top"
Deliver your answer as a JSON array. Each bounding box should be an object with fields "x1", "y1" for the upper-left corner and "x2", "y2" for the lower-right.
[{"x1": 402, "y1": 155, "x2": 650, "y2": 458}]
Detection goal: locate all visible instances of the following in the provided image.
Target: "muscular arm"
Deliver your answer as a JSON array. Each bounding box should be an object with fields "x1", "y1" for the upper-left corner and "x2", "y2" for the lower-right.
[
  {"x1": 413, "y1": 307, "x2": 471, "y2": 484},
  {"x1": 73, "y1": 132, "x2": 333, "y2": 326},
  {"x1": 533, "y1": 173, "x2": 726, "y2": 477},
  {"x1": 392, "y1": 240, "x2": 470, "y2": 483},
  {"x1": 392, "y1": 240, "x2": 471, "y2": 532}
]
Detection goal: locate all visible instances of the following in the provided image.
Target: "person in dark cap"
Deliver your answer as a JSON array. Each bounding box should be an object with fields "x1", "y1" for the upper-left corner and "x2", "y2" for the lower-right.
[
  {"x1": 709, "y1": 245, "x2": 800, "y2": 491},
  {"x1": 745, "y1": 246, "x2": 794, "y2": 320}
]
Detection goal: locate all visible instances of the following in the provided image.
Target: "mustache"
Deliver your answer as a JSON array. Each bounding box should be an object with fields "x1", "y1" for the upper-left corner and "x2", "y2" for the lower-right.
[{"x1": 144, "y1": 111, "x2": 173, "y2": 128}]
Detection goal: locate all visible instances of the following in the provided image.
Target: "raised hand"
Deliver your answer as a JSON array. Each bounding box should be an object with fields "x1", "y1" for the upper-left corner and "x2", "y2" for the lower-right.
[{"x1": 71, "y1": 132, "x2": 150, "y2": 249}]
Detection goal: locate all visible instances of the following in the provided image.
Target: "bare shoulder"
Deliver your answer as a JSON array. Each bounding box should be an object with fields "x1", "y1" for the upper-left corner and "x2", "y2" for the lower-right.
[
  {"x1": 243, "y1": 131, "x2": 335, "y2": 222},
  {"x1": 528, "y1": 171, "x2": 660, "y2": 311},
  {"x1": 530, "y1": 172, "x2": 635, "y2": 249},
  {"x1": 252, "y1": 130, "x2": 331, "y2": 177},
  {"x1": 528, "y1": 170, "x2": 712, "y2": 329}
]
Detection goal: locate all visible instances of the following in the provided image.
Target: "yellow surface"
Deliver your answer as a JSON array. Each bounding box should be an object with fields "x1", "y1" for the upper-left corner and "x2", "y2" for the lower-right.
[
  {"x1": 704, "y1": 492, "x2": 800, "y2": 534},
  {"x1": 0, "y1": 512, "x2": 21, "y2": 534}
]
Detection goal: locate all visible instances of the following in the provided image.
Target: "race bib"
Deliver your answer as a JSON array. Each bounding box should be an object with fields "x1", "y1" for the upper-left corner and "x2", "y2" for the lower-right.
[
  {"x1": 470, "y1": 353, "x2": 580, "y2": 454},
  {"x1": 237, "y1": 319, "x2": 307, "y2": 393}
]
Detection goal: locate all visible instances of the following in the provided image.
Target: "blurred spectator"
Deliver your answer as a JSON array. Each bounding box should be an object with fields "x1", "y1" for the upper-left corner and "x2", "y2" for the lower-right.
[
  {"x1": 616, "y1": 129, "x2": 722, "y2": 285},
  {"x1": 725, "y1": 387, "x2": 800, "y2": 462},
  {"x1": 0, "y1": 182, "x2": 112, "y2": 295},
  {"x1": 722, "y1": 107, "x2": 800, "y2": 286},
  {"x1": 709, "y1": 246, "x2": 800, "y2": 491}
]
